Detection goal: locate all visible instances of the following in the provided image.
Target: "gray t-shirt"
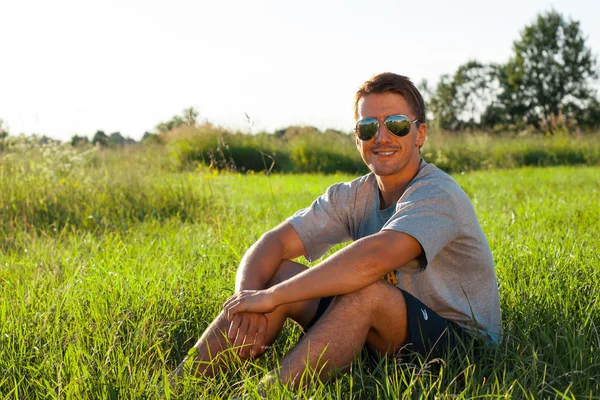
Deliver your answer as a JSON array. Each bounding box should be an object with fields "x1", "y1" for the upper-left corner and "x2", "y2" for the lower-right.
[{"x1": 287, "y1": 160, "x2": 502, "y2": 343}]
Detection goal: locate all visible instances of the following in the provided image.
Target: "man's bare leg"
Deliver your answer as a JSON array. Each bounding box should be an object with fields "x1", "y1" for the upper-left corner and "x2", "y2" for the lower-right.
[
  {"x1": 171, "y1": 260, "x2": 320, "y2": 379},
  {"x1": 263, "y1": 279, "x2": 409, "y2": 388}
]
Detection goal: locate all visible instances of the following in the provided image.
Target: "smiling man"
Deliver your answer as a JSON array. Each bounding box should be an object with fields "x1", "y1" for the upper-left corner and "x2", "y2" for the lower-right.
[{"x1": 172, "y1": 72, "x2": 502, "y2": 388}]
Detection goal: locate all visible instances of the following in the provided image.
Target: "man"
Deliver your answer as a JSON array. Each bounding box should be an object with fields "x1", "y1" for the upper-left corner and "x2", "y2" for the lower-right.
[{"x1": 172, "y1": 72, "x2": 502, "y2": 388}]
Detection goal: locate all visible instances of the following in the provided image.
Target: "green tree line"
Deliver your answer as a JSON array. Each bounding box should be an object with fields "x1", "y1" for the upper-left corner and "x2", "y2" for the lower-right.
[{"x1": 426, "y1": 9, "x2": 600, "y2": 133}]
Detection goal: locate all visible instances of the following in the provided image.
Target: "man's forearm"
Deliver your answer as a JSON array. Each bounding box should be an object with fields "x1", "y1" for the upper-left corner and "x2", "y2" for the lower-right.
[{"x1": 268, "y1": 231, "x2": 422, "y2": 306}]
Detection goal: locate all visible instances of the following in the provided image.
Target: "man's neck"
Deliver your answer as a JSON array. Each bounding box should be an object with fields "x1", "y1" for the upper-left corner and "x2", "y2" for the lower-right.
[{"x1": 376, "y1": 159, "x2": 422, "y2": 209}]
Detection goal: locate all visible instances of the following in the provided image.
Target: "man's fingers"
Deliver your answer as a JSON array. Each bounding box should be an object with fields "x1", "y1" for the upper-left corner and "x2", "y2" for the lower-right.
[
  {"x1": 252, "y1": 316, "x2": 268, "y2": 356},
  {"x1": 240, "y1": 320, "x2": 258, "y2": 358},
  {"x1": 224, "y1": 301, "x2": 243, "y2": 321},
  {"x1": 233, "y1": 316, "x2": 250, "y2": 350},
  {"x1": 227, "y1": 314, "x2": 241, "y2": 341},
  {"x1": 228, "y1": 302, "x2": 241, "y2": 318},
  {"x1": 223, "y1": 294, "x2": 243, "y2": 321}
]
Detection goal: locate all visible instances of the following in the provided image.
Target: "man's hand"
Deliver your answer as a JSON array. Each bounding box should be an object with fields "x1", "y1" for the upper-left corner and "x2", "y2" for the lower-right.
[
  {"x1": 224, "y1": 289, "x2": 279, "y2": 321},
  {"x1": 227, "y1": 312, "x2": 268, "y2": 358}
]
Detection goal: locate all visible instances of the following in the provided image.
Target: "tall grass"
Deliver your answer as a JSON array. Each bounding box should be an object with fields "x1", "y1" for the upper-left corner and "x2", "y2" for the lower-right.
[
  {"x1": 423, "y1": 130, "x2": 600, "y2": 172},
  {"x1": 0, "y1": 140, "x2": 206, "y2": 250},
  {"x1": 0, "y1": 137, "x2": 599, "y2": 398}
]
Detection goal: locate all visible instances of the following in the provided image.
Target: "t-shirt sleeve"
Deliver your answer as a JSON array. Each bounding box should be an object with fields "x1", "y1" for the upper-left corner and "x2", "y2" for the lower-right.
[
  {"x1": 382, "y1": 183, "x2": 459, "y2": 269},
  {"x1": 286, "y1": 183, "x2": 353, "y2": 262}
]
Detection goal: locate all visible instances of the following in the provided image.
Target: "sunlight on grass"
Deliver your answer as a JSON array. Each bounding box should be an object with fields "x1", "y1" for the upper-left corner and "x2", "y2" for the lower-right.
[{"x1": 0, "y1": 140, "x2": 598, "y2": 398}]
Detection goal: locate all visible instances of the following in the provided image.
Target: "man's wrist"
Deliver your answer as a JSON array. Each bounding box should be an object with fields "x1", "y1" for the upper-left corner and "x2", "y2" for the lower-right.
[{"x1": 267, "y1": 285, "x2": 285, "y2": 309}]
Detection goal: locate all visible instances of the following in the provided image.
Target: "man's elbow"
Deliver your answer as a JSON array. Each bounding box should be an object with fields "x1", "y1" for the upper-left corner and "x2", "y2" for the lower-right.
[
  {"x1": 366, "y1": 231, "x2": 424, "y2": 272},
  {"x1": 257, "y1": 229, "x2": 285, "y2": 251}
]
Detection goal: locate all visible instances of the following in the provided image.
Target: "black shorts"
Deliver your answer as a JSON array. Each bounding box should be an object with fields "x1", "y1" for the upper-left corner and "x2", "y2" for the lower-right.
[{"x1": 306, "y1": 288, "x2": 474, "y2": 359}]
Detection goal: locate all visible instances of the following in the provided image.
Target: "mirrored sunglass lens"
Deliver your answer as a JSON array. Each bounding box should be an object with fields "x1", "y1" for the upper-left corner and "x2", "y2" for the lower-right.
[
  {"x1": 357, "y1": 119, "x2": 378, "y2": 140},
  {"x1": 385, "y1": 116, "x2": 411, "y2": 137}
]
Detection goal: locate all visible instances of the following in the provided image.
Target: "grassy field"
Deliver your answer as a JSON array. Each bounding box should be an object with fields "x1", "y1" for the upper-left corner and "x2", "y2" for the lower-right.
[{"x1": 1, "y1": 143, "x2": 599, "y2": 398}]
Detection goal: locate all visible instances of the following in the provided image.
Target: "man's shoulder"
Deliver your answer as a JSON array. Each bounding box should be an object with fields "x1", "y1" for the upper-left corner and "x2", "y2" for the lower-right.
[
  {"x1": 324, "y1": 173, "x2": 376, "y2": 198},
  {"x1": 415, "y1": 161, "x2": 456, "y2": 185},
  {"x1": 410, "y1": 162, "x2": 465, "y2": 199}
]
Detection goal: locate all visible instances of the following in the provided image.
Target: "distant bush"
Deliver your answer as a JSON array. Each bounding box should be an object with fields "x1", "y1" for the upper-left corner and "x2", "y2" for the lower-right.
[
  {"x1": 165, "y1": 125, "x2": 366, "y2": 174},
  {"x1": 421, "y1": 131, "x2": 600, "y2": 172},
  {"x1": 166, "y1": 125, "x2": 287, "y2": 172},
  {"x1": 162, "y1": 125, "x2": 600, "y2": 174},
  {"x1": 288, "y1": 131, "x2": 365, "y2": 174}
]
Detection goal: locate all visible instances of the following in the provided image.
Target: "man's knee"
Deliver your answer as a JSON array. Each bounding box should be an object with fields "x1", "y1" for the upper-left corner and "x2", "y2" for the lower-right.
[
  {"x1": 334, "y1": 281, "x2": 409, "y2": 352},
  {"x1": 336, "y1": 280, "x2": 401, "y2": 310},
  {"x1": 267, "y1": 260, "x2": 308, "y2": 288},
  {"x1": 266, "y1": 260, "x2": 321, "y2": 328}
]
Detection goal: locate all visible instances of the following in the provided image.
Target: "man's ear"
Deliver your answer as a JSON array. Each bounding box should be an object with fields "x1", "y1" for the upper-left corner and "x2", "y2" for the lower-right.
[
  {"x1": 416, "y1": 123, "x2": 427, "y2": 148},
  {"x1": 355, "y1": 134, "x2": 361, "y2": 150}
]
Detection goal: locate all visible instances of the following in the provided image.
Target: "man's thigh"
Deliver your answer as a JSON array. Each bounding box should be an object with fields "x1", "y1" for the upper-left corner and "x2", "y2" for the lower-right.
[
  {"x1": 307, "y1": 280, "x2": 466, "y2": 358},
  {"x1": 307, "y1": 280, "x2": 410, "y2": 356},
  {"x1": 363, "y1": 281, "x2": 410, "y2": 356}
]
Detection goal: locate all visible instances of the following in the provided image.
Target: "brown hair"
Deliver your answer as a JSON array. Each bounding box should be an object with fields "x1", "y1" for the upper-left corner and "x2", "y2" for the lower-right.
[{"x1": 353, "y1": 72, "x2": 426, "y2": 123}]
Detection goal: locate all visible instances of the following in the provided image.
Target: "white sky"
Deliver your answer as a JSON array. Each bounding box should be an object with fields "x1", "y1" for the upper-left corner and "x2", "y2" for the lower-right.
[{"x1": 1, "y1": 0, "x2": 599, "y2": 141}]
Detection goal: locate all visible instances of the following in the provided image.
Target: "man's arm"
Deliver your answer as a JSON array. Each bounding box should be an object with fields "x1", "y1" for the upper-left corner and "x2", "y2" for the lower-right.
[
  {"x1": 235, "y1": 221, "x2": 307, "y2": 292},
  {"x1": 224, "y1": 230, "x2": 423, "y2": 317},
  {"x1": 226, "y1": 221, "x2": 306, "y2": 358}
]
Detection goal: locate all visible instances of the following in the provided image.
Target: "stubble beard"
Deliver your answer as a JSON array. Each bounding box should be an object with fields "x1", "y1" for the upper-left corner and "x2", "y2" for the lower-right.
[{"x1": 367, "y1": 160, "x2": 403, "y2": 177}]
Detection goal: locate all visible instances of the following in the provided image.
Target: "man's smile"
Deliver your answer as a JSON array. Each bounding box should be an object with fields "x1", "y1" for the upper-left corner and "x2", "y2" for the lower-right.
[{"x1": 372, "y1": 149, "x2": 398, "y2": 156}]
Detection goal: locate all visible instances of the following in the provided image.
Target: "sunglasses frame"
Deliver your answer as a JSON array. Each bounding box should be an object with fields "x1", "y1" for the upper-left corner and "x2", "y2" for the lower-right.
[{"x1": 355, "y1": 114, "x2": 419, "y2": 141}]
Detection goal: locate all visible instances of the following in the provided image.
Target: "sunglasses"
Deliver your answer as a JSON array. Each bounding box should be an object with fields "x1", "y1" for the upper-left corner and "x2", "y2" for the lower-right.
[{"x1": 355, "y1": 115, "x2": 419, "y2": 141}]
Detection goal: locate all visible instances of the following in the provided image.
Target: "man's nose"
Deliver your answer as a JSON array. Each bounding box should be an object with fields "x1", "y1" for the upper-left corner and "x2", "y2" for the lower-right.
[{"x1": 374, "y1": 121, "x2": 392, "y2": 144}]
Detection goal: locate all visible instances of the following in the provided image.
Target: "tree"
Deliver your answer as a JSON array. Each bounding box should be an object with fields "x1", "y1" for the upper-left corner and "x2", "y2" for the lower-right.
[
  {"x1": 417, "y1": 79, "x2": 433, "y2": 106},
  {"x1": 183, "y1": 107, "x2": 199, "y2": 127},
  {"x1": 498, "y1": 9, "x2": 598, "y2": 132},
  {"x1": 429, "y1": 61, "x2": 500, "y2": 130},
  {"x1": 38, "y1": 135, "x2": 58, "y2": 145},
  {"x1": 71, "y1": 135, "x2": 89, "y2": 146},
  {"x1": 155, "y1": 107, "x2": 198, "y2": 134},
  {"x1": 92, "y1": 130, "x2": 109, "y2": 147},
  {"x1": 0, "y1": 119, "x2": 8, "y2": 139},
  {"x1": 274, "y1": 125, "x2": 321, "y2": 140},
  {"x1": 109, "y1": 131, "x2": 125, "y2": 146},
  {"x1": 429, "y1": 74, "x2": 459, "y2": 130},
  {"x1": 564, "y1": 97, "x2": 600, "y2": 130},
  {"x1": 142, "y1": 131, "x2": 163, "y2": 144},
  {"x1": 156, "y1": 117, "x2": 183, "y2": 134}
]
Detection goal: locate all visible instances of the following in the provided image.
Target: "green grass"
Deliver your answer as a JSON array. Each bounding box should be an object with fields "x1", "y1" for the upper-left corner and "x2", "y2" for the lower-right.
[{"x1": 0, "y1": 142, "x2": 599, "y2": 398}]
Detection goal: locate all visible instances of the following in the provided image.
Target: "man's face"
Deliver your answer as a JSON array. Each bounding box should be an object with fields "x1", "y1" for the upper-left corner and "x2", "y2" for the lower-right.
[{"x1": 355, "y1": 92, "x2": 426, "y2": 179}]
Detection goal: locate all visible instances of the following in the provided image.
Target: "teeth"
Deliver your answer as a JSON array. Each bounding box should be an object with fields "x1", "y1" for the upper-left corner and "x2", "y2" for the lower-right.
[{"x1": 378, "y1": 151, "x2": 394, "y2": 155}]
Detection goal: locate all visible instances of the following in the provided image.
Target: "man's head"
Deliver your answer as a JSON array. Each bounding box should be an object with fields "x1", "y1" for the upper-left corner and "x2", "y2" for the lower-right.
[
  {"x1": 353, "y1": 73, "x2": 427, "y2": 182},
  {"x1": 353, "y1": 73, "x2": 426, "y2": 124}
]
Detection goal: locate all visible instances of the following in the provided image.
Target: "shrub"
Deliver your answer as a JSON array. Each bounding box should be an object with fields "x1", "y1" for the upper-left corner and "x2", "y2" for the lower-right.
[{"x1": 288, "y1": 132, "x2": 365, "y2": 174}]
